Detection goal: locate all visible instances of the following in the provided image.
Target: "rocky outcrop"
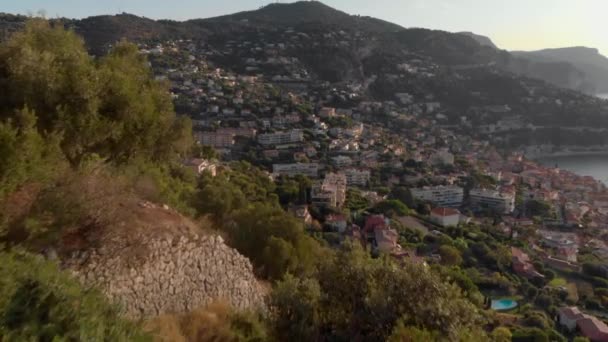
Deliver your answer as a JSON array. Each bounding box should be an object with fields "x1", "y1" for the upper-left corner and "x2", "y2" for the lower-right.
[{"x1": 61, "y1": 201, "x2": 266, "y2": 319}]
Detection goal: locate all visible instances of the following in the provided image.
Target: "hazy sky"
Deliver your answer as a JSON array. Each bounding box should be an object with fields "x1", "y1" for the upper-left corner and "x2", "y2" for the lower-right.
[{"x1": 2, "y1": 0, "x2": 607, "y2": 54}]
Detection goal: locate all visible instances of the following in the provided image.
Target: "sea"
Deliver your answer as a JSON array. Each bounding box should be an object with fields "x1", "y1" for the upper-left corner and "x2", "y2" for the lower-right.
[
  {"x1": 537, "y1": 154, "x2": 608, "y2": 184},
  {"x1": 536, "y1": 93, "x2": 608, "y2": 183}
]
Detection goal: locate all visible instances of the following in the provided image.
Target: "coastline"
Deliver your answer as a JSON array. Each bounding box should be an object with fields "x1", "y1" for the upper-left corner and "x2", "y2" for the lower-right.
[{"x1": 531, "y1": 150, "x2": 608, "y2": 160}]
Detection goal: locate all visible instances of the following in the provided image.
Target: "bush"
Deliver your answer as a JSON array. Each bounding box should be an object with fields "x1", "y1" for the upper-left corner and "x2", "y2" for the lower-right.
[
  {"x1": 0, "y1": 250, "x2": 147, "y2": 340},
  {"x1": 147, "y1": 301, "x2": 267, "y2": 342}
]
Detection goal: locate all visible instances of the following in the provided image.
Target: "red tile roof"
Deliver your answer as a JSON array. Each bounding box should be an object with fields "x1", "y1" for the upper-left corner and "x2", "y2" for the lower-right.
[
  {"x1": 578, "y1": 316, "x2": 608, "y2": 342},
  {"x1": 431, "y1": 207, "x2": 460, "y2": 217}
]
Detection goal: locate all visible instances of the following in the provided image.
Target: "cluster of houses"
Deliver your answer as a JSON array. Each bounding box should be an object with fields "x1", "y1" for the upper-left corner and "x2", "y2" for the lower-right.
[{"x1": 154, "y1": 30, "x2": 608, "y2": 334}]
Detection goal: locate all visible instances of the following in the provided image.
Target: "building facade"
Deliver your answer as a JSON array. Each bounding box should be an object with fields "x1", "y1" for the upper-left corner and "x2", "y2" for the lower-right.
[
  {"x1": 411, "y1": 185, "x2": 464, "y2": 208},
  {"x1": 345, "y1": 169, "x2": 371, "y2": 187},
  {"x1": 258, "y1": 130, "x2": 304, "y2": 146},
  {"x1": 311, "y1": 173, "x2": 347, "y2": 208},
  {"x1": 272, "y1": 163, "x2": 319, "y2": 178},
  {"x1": 469, "y1": 188, "x2": 515, "y2": 214}
]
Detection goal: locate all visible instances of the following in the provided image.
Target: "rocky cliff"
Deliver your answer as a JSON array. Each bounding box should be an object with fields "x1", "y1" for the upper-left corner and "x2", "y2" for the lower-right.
[{"x1": 60, "y1": 201, "x2": 266, "y2": 319}]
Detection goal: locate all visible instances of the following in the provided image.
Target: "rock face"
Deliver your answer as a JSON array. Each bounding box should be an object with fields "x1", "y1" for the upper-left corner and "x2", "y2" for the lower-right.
[
  {"x1": 61, "y1": 202, "x2": 265, "y2": 319},
  {"x1": 65, "y1": 234, "x2": 265, "y2": 318}
]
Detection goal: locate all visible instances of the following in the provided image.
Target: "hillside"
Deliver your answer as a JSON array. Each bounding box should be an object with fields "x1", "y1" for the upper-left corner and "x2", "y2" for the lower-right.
[
  {"x1": 0, "y1": 2, "x2": 599, "y2": 93},
  {"x1": 458, "y1": 31, "x2": 498, "y2": 49},
  {"x1": 199, "y1": 1, "x2": 404, "y2": 33},
  {"x1": 513, "y1": 47, "x2": 608, "y2": 93}
]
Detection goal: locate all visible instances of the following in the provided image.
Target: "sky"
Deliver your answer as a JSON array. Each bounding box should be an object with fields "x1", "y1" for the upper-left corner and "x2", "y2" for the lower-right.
[{"x1": 2, "y1": 0, "x2": 607, "y2": 54}]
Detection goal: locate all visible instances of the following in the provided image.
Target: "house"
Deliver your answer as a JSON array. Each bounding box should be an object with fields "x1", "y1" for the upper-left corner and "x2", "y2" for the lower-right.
[
  {"x1": 361, "y1": 215, "x2": 400, "y2": 254},
  {"x1": 311, "y1": 173, "x2": 347, "y2": 208},
  {"x1": 559, "y1": 307, "x2": 585, "y2": 331},
  {"x1": 374, "y1": 228, "x2": 400, "y2": 254},
  {"x1": 430, "y1": 207, "x2": 460, "y2": 227},
  {"x1": 289, "y1": 205, "x2": 312, "y2": 226},
  {"x1": 578, "y1": 316, "x2": 608, "y2": 342},
  {"x1": 511, "y1": 247, "x2": 544, "y2": 279},
  {"x1": 319, "y1": 107, "x2": 336, "y2": 118},
  {"x1": 558, "y1": 307, "x2": 608, "y2": 342}
]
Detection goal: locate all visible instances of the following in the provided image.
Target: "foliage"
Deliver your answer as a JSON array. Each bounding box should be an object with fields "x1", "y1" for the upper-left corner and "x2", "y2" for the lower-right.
[
  {"x1": 229, "y1": 203, "x2": 323, "y2": 280},
  {"x1": 525, "y1": 199, "x2": 552, "y2": 218},
  {"x1": 345, "y1": 188, "x2": 371, "y2": 212},
  {"x1": 147, "y1": 301, "x2": 267, "y2": 342},
  {"x1": 389, "y1": 186, "x2": 416, "y2": 208},
  {"x1": 0, "y1": 249, "x2": 148, "y2": 341},
  {"x1": 0, "y1": 108, "x2": 64, "y2": 199},
  {"x1": 0, "y1": 19, "x2": 192, "y2": 167},
  {"x1": 511, "y1": 327, "x2": 549, "y2": 342},
  {"x1": 491, "y1": 327, "x2": 513, "y2": 342},
  {"x1": 438, "y1": 245, "x2": 463, "y2": 266},
  {"x1": 388, "y1": 321, "x2": 440, "y2": 342},
  {"x1": 372, "y1": 199, "x2": 410, "y2": 217},
  {"x1": 269, "y1": 243, "x2": 487, "y2": 341}
]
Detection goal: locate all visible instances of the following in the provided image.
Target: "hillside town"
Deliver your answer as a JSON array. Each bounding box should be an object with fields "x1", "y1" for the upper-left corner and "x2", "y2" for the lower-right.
[
  {"x1": 5, "y1": 0, "x2": 608, "y2": 338},
  {"x1": 134, "y1": 34, "x2": 608, "y2": 340}
]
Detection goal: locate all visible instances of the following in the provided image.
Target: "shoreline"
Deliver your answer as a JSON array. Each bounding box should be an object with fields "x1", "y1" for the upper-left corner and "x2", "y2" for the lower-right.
[{"x1": 532, "y1": 150, "x2": 608, "y2": 160}]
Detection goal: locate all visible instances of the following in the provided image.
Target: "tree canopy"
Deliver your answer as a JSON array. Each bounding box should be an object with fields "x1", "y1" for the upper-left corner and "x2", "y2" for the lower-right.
[{"x1": 0, "y1": 19, "x2": 192, "y2": 167}]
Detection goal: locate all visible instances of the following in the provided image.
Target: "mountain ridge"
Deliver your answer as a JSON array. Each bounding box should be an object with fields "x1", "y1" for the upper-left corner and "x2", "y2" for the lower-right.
[
  {"x1": 0, "y1": 1, "x2": 604, "y2": 93},
  {"x1": 513, "y1": 46, "x2": 608, "y2": 93}
]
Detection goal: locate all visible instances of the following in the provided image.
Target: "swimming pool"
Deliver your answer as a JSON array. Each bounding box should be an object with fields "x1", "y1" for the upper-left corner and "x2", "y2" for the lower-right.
[{"x1": 491, "y1": 299, "x2": 518, "y2": 311}]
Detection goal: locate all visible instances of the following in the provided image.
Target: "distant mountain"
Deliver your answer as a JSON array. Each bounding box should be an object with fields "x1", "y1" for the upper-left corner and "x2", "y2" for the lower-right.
[
  {"x1": 458, "y1": 32, "x2": 497, "y2": 49},
  {"x1": 513, "y1": 47, "x2": 608, "y2": 93},
  {"x1": 0, "y1": 1, "x2": 598, "y2": 93},
  {"x1": 199, "y1": 1, "x2": 404, "y2": 33}
]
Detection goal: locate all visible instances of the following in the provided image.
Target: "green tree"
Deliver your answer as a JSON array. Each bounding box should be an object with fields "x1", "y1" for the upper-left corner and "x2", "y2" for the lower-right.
[
  {"x1": 0, "y1": 250, "x2": 148, "y2": 340},
  {"x1": 0, "y1": 108, "x2": 64, "y2": 198},
  {"x1": 389, "y1": 186, "x2": 415, "y2": 208},
  {"x1": 0, "y1": 20, "x2": 192, "y2": 167},
  {"x1": 270, "y1": 275, "x2": 320, "y2": 342},
  {"x1": 388, "y1": 321, "x2": 439, "y2": 342},
  {"x1": 491, "y1": 327, "x2": 513, "y2": 342},
  {"x1": 372, "y1": 199, "x2": 409, "y2": 217},
  {"x1": 269, "y1": 243, "x2": 487, "y2": 341},
  {"x1": 439, "y1": 245, "x2": 463, "y2": 266}
]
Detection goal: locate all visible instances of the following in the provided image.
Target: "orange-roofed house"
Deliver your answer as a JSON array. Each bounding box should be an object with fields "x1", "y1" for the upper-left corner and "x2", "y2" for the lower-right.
[
  {"x1": 430, "y1": 207, "x2": 460, "y2": 227},
  {"x1": 511, "y1": 247, "x2": 544, "y2": 279}
]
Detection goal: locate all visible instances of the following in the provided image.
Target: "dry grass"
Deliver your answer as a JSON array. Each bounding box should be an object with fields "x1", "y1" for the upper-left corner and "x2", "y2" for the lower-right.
[{"x1": 146, "y1": 301, "x2": 241, "y2": 342}]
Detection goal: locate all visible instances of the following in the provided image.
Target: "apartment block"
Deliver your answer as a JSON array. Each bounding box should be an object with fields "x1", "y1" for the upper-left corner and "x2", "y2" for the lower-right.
[
  {"x1": 411, "y1": 185, "x2": 464, "y2": 208},
  {"x1": 469, "y1": 188, "x2": 515, "y2": 214}
]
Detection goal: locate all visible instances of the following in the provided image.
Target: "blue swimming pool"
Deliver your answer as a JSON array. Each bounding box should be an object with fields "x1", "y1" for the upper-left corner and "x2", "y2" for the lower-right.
[{"x1": 491, "y1": 299, "x2": 518, "y2": 311}]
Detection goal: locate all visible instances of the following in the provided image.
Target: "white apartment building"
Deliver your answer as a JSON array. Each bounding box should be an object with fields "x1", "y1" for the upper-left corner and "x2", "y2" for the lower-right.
[
  {"x1": 345, "y1": 169, "x2": 371, "y2": 187},
  {"x1": 272, "y1": 163, "x2": 319, "y2": 178},
  {"x1": 469, "y1": 188, "x2": 515, "y2": 214},
  {"x1": 411, "y1": 185, "x2": 464, "y2": 208},
  {"x1": 311, "y1": 173, "x2": 347, "y2": 208},
  {"x1": 332, "y1": 155, "x2": 353, "y2": 168},
  {"x1": 258, "y1": 130, "x2": 304, "y2": 146},
  {"x1": 199, "y1": 131, "x2": 235, "y2": 148}
]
